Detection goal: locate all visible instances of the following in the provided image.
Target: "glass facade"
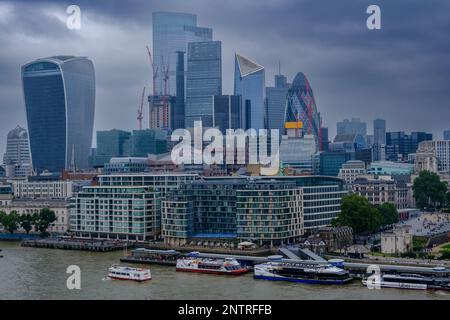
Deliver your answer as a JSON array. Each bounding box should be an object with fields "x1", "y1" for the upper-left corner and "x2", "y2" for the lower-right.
[
  {"x1": 152, "y1": 12, "x2": 212, "y2": 96},
  {"x1": 185, "y1": 41, "x2": 222, "y2": 128},
  {"x1": 285, "y1": 72, "x2": 321, "y2": 148},
  {"x1": 234, "y1": 54, "x2": 265, "y2": 130},
  {"x1": 213, "y1": 95, "x2": 242, "y2": 134},
  {"x1": 265, "y1": 74, "x2": 289, "y2": 132},
  {"x1": 22, "y1": 56, "x2": 95, "y2": 173}
]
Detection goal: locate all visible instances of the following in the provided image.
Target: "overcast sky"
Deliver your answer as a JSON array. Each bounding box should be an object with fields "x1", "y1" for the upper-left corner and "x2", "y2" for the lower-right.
[{"x1": 1, "y1": 0, "x2": 449, "y2": 159}]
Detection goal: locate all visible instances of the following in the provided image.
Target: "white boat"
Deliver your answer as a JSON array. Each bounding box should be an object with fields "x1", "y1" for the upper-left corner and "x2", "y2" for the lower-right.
[
  {"x1": 176, "y1": 253, "x2": 248, "y2": 275},
  {"x1": 108, "y1": 265, "x2": 151, "y2": 282},
  {"x1": 362, "y1": 273, "x2": 450, "y2": 290}
]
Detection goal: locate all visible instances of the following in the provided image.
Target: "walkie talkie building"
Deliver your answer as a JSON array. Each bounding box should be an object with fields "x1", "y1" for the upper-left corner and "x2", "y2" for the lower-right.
[{"x1": 21, "y1": 56, "x2": 95, "y2": 173}]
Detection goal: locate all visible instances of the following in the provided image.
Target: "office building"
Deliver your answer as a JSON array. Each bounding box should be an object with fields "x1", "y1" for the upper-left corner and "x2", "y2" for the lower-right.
[
  {"x1": 444, "y1": 130, "x2": 450, "y2": 141},
  {"x1": 329, "y1": 134, "x2": 367, "y2": 154},
  {"x1": 284, "y1": 72, "x2": 322, "y2": 148},
  {"x1": 174, "y1": 51, "x2": 185, "y2": 130},
  {"x1": 318, "y1": 151, "x2": 353, "y2": 176},
  {"x1": 92, "y1": 129, "x2": 131, "y2": 166},
  {"x1": 385, "y1": 131, "x2": 432, "y2": 161},
  {"x1": 234, "y1": 53, "x2": 265, "y2": 130},
  {"x1": 152, "y1": 12, "x2": 212, "y2": 95},
  {"x1": 414, "y1": 141, "x2": 438, "y2": 173},
  {"x1": 130, "y1": 129, "x2": 167, "y2": 157},
  {"x1": 265, "y1": 74, "x2": 289, "y2": 132},
  {"x1": 279, "y1": 134, "x2": 316, "y2": 173},
  {"x1": 185, "y1": 41, "x2": 222, "y2": 127},
  {"x1": 3, "y1": 126, "x2": 32, "y2": 179},
  {"x1": 367, "y1": 161, "x2": 414, "y2": 176},
  {"x1": 338, "y1": 160, "x2": 367, "y2": 185},
  {"x1": 337, "y1": 118, "x2": 367, "y2": 143},
  {"x1": 22, "y1": 56, "x2": 95, "y2": 173},
  {"x1": 373, "y1": 118, "x2": 386, "y2": 145},
  {"x1": 320, "y1": 127, "x2": 329, "y2": 151},
  {"x1": 417, "y1": 140, "x2": 450, "y2": 174},
  {"x1": 212, "y1": 95, "x2": 242, "y2": 133},
  {"x1": 12, "y1": 180, "x2": 73, "y2": 199},
  {"x1": 103, "y1": 157, "x2": 149, "y2": 174},
  {"x1": 70, "y1": 186, "x2": 161, "y2": 241}
]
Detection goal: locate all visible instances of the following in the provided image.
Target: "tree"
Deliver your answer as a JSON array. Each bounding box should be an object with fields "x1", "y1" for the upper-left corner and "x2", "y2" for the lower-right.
[
  {"x1": 35, "y1": 208, "x2": 56, "y2": 236},
  {"x1": 0, "y1": 211, "x2": 20, "y2": 234},
  {"x1": 413, "y1": 170, "x2": 448, "y2": 210},
  {"x1": 332, "y1": 194, "x2": 382, "y2": 234},
  {"x1": 377, "y1": 202, "x2": 399, "y2": 226},
  {"x1": 20, "y1": 213, "x2": 36, "y2": 234}
]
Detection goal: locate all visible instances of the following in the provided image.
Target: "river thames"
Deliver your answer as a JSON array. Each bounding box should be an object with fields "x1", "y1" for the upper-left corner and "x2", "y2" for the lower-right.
[{"x1": 1, "y1": 242, "x2": 449, "y2": 300}]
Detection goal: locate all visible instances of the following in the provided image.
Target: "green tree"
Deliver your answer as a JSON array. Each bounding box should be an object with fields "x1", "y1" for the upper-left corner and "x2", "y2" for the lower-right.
[
  {"x1": 332, "y1": 194, "x2": 382, "y2": 234},
  {"x1": 377, "y1": 202, "x2": 399, "y2": 226},
  {"x1": 0, "y1": 211, "x2": 20, "y2": 234},
  {"x1": 35, "y1": 208, "x2": 56, "y2": 236},
  {"x1": 20, "y1": 213, "x2": 36, "y2": 234},
  {"x1": 413, "y1": 170, "x2": 448, "y2": 210}
]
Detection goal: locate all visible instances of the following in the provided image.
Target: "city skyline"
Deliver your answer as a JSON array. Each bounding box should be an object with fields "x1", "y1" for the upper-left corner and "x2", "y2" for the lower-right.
[{"x1": 1, "y1": 0, "x2": 450, "y2": 160}]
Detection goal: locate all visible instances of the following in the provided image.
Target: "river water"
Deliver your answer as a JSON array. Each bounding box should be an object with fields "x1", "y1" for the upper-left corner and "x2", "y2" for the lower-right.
[{"x1": 1, "y1": 241, "x2": 449, "y2": 300}]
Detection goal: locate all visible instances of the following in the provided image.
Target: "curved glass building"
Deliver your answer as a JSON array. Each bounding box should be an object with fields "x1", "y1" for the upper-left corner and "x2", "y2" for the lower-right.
[
  {"x1": 285, "y1": 72, "x2": 322, "y2": 148},
  {"x1": 21, "y1": 56, "x2": 95, "y2": 173}
]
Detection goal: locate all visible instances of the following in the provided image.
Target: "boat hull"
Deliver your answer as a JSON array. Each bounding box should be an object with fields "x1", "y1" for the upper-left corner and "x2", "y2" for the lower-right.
[
  {"x1": 362, "y1": 280, "x2": 427, "y2": 290},
  {"x1": 254, "y1": 274, "x2": 352, "y2": 285},
  {"x1": 108, "y1": 274, "x2": 151, "y2": 282}
]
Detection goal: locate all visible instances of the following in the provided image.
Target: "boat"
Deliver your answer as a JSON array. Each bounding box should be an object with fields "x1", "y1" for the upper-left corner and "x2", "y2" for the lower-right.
[
  {"x1": 363, "y1": 273, "x2": 450, "y2": 290},
  {"x1": 107, "y1": 265, "x2": 151, "y2": 282},
  {"x1": 176, "y1": 254, "x2": 248, "y2": 275},
  {"x1": 254, "y1": 261, "x2": 353, "y2": 285}
]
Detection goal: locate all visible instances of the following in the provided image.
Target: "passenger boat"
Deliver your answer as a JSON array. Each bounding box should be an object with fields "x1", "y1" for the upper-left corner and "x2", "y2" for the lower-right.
[
  {"x1": 107, "y1": 265, "x2": 152, "y2": 282},
  {"x1": 363, "y1": 273, "x2": 450, "y2": 290},
  {"x1": 254, "y1": 261, "x2": 353, "y2": 285},
  {"x1": 176, "y1": 253, "x2": 248, "y2": 275}
]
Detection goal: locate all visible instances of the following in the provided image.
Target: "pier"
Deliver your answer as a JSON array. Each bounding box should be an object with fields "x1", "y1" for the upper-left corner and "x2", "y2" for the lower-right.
[{"x1": 22, "y1": 238, "x2": 132, "y2": 252}]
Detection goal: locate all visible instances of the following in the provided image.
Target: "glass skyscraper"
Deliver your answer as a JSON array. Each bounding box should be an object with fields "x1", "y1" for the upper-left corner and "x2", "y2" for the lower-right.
[
  {"x1": 213, "y1": 95, "x2": 242, "y2": 134},
  {"x1": 234, "y1": 53, "x2": 265, "y2": 130},
  {"x1": 265, "y1": 74, "x2": 289, "y2": 132},
  {"x1": 285, "y1": 72, "x2": 322, "y2": 149},
  {"x1": 21, "y1": 56, "x2": 95, "y2": 173},
  {"x1": 152, "y1": 12, "x2": 212, "y2": 96},
  {"x1": 373, "y1": 118, "x2": 386, "y2": 145},
  {"x1": 185, "y1": 41, "x2": 222, "y2": 128},
  {"x1": 337, "y1": 118, "x2": 367, "y2": 143}
]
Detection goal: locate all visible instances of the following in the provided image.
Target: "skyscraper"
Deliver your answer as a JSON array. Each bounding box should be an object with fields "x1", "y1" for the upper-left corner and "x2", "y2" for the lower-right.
[
  {"x1": 265, "y1": 73, "x2": 289, "y2": 132},
  {"x1": 185, "y1": 41, "x2": 222, "y2": 128},
  {"x1": 22, "y1": 56, "x2": 95, "y2": 173},
  {"x1": 386, "y1": 131, "x2": 432, "y2": 161},
  {"x1": 92, "y1": 129, "x2": 131, "y2": 166},
  {"x1": 3, "y1": 126, "x2": 30, "y2": 166},
  {"x1": 444, "y1": 130, "x2": 450, "y2": 140},
  {"x1": 173, "y1": 51, "x2": 185, "y2": 130},
  {"x1": 373, "y1": 118, "x2": 386, "y2": 145},
  {"x1": 284, "y1": 72, "x2": 322, "y2": 149},
  {"x1": 152, "y1": 12, "x2": 212, "y2": 96},
  {"x1": 234, "y1": 53, "x2": 265, "y2": 130},
  {"x1": 212, "y1": 95, "x2": 242, "y2": 134},
  {"x1": 337, "y1": 118, "x2": 367, "y2": 142}
]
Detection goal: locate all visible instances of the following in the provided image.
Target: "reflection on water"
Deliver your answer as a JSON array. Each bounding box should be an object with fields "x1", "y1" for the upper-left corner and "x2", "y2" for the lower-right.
[{"x1": 0, "y1": 241, "x2": 449, "y2": 300}]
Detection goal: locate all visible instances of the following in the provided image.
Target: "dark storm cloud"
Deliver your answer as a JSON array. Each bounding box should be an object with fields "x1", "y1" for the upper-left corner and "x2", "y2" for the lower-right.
[{"x1": 0, "y1": 0, "x2": 449, "y2": 158}]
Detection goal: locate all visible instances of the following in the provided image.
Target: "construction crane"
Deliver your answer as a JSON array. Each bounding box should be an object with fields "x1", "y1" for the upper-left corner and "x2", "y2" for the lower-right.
[
  {"x1": 146, "y1": 45, "x2": 158, "y2": 96},
  {"x1": 161, "y1": 56, "x2": 170, "y2": 95},
  {"x1": 137, "y1": 86, "x2": 146, "y2": 130}
]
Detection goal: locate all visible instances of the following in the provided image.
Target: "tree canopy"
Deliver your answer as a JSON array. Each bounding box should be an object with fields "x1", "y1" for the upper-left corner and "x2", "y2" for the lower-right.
[{"x1": 413, "y1": 170, "x2": 448, "y2": 210}]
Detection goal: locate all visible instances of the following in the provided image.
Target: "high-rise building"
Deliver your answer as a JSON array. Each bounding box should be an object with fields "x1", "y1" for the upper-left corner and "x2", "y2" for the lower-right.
[
  {"x1": 373, "y1": 118, "x2": 386, "y2": 145},
  {"x1": 385, "y1": 131, "x2": 432, "y2": 161},
  {"x1": 130, "y1": 129, "x2": 168, "y2": 157},
  {"x1": 212, "y1": 95, "x2": 242, "y2": 133},
  {"x1": 173, "y1": 51, "x2": 185, "y2": 130},
  {"x1": 285, "y1": 72, "x2": 322, "y2": 149},
  {"x1": 337, "y1": 118, "x2": 367, "y2": 142},
  {"x1": 265, "y1": 74, "x2": 289, "y2": 132},
  {"x1": 3, "y1": 125, "x2": 30, "y2": 166},
  {"x1": 148, "y1": 95, "x2": 176, "y2": 130},
  {"x1": 320, "y1": 127, "x2": 329, "y2": 151},
  {"x1": 22, "y1": 56, "x2": 95, "y2": 173},
  {"x1": 279, "y1": 134, "x2": 316, "y2": 173},
  {"x1": 417, "y1": 140, "x2": 450, "y2": 174},
  {"x1": 185, "y1": 41, "x2": 222, "y2": 128},
  {"x1": 91, "y1": 129, "x2": 131, "y2": 166},
  {"x1": 2, "y1": 126, "x2": 32, "y2": 179},
  {"x1": 152, "y1": 12, "x2": 212, "y2": 96},
  {"x1": 444, "y1": 130, "x2": 450, "y2": 140},
  {"x1": 234, "y1": 53, "x2": 265, "y2": 130}
]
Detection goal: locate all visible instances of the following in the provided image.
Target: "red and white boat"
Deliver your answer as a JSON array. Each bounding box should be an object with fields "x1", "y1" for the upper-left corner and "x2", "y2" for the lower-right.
[
  {"x1": 176, "y1": 253, "x2": 248, "y2": 275},
  {"x1": 108, "y1": 265, "x2": 151, "y2": 282}
]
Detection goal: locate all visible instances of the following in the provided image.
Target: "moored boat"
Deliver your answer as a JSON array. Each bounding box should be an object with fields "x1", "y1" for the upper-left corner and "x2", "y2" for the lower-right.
[
  {"x1": 176, "y1": 253, "x2": 248, "y2": 275},
  {"x1": 108, "y1": 265, "x2": 151, "y2": 282},
  {"x1": 362, "y1": 273, "x2": 450, "y2": 290},
  {"x1": 254, "y1": 261, "x2": 353, "y2": 285}
]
